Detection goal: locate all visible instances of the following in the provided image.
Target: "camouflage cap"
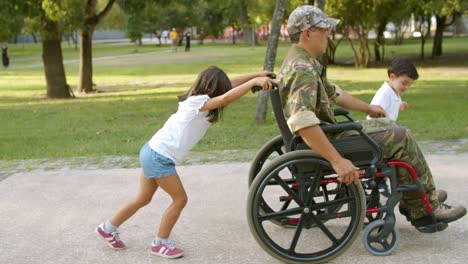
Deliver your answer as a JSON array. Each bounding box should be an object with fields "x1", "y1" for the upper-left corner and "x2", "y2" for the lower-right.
[{"x1": 287, "y1": 5, "x2": 340, "y2": 35}]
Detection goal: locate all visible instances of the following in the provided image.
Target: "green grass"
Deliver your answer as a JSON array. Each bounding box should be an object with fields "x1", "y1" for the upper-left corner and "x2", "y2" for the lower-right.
[{"x1": 1, "y1": 38, "x2": 468, "y2": 161}]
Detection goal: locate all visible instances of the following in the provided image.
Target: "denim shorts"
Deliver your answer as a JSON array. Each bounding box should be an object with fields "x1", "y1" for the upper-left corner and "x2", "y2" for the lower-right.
[{"x1": 139, "y1": 143, "x2": 177, "y2": 178}]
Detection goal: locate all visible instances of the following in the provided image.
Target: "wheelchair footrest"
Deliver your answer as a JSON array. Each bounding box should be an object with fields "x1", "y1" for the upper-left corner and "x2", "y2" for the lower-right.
[
  {"x1": 400, "y1": 207, "x2": 449, "y2": 233},
  {"x1": 415, "y1": 221, "x2": 448, "y2": 233},
  {"x1": 410, "y1": 215, "x2": 448, "y2": 233}
]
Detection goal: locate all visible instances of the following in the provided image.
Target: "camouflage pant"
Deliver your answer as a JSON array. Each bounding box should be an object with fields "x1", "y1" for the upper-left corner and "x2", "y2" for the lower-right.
[{"x1": 359, "y1": 118, "x2": 439, "y2": 219}]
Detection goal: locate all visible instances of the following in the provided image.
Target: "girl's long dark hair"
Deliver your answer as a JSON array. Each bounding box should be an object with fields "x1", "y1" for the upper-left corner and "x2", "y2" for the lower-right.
[{"x1": 179, "y1": 66, "x2": 232, "y2": 123}]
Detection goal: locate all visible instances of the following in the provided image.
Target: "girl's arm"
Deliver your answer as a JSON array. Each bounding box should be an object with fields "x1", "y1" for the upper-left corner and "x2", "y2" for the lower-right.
[
  {"x1": 230, "y1": 70, "x2": 273, "y2": 87},
  {"x1": 200, "y1": 77, "x2": 274, "y2": 111}
]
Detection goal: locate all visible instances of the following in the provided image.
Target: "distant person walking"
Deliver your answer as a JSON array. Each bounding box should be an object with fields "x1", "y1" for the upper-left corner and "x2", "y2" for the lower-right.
[
  {"x1": 2, "y1": 44, "x2": 9, "y2": 68},
  {"x1": 162, "y1": 30, "x2": 169, "y2": 44},
  {"x1": 184, "y1": 30, "x2": 191, "y2": 52},
  {"x1": 170, "y1": 28, "x2": 178, "y2": 52},
  {"x1": 155, "y1": 30, "x2": 162, "y2": 46}
]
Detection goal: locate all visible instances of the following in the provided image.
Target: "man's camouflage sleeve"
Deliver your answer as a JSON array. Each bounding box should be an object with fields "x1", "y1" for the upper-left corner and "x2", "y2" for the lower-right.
[{"x1": 283, "y1": 69, "x2": 321, "y2": 134}]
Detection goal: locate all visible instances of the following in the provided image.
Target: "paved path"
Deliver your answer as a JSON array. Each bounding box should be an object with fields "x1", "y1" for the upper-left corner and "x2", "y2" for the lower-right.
[{"x1": 1, "y1": 154, "x2": 467, "y2": 264}]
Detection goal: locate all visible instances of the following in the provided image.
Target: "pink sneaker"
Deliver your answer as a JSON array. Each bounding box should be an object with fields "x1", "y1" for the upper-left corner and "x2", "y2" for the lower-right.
[
  {"x1": 151, "y1": 239, "x2": 184, "y2": 259},
  {"x1": 96, "y1": 223, "x2": 126, "y2": 250}
]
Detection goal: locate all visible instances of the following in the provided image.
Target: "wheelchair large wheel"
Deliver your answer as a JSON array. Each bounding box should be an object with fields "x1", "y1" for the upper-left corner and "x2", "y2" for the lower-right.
[
  {"x1": 248, "y1": 135, "x2": 285, "y2": 186},
  {"x1": 249, "y1": 137, "x2": 344, "y2": 228},
  {"x1": 247, "y1": 150, "x2": 366, "y2": 263}
]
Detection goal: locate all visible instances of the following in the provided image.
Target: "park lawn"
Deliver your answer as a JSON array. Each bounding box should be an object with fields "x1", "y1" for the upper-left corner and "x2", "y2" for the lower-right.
[{"x1": 1, "y1": 38, "x2": 467, "y2": 161}]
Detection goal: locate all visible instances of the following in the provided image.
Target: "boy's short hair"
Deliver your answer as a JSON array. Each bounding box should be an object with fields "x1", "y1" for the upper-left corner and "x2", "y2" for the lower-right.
[{"x1": 388, "y1": 58, "x2": 419, "y2": 80}]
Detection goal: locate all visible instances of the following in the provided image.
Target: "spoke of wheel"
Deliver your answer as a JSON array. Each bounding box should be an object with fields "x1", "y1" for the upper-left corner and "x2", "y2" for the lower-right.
[
  {"x1": 266, "y1": 178, "x2": 295, "y2": 186},
  {"x1": 274, "y1": 174, "x2": 304, "y2": 207},
  {"x1": 258, "y1": 207, "x2": 303, "y2": 222},
  {"x1": 321, "y1": 184, "x2": 330, "y2": 202},
  {"x1": 306, "y1": 164, "x2": 324, "y2": 207},
  {"x1": 309, "y1": 196, "x2": 354, "y2": 211},
  {"x1": 368, "y1": 233, "x2": 380, "y2": 243},
  {"x1": 309, "y1": 213, "x2": 339, "y2": 245},
  {"x1": 288, "y1": 215, "x2": 305, "y2": 254},
  {"x1": 280, "y1": 200, "x2": 292, "y2": 211},
  {"x1": 382, "y1": 240, "x2": 391, "y2": 249}
]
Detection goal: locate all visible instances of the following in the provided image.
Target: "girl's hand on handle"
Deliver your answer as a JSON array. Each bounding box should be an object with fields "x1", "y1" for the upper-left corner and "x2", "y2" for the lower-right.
[{"x1": 254, "y1": 77, "x2": 276, "y2": 91}]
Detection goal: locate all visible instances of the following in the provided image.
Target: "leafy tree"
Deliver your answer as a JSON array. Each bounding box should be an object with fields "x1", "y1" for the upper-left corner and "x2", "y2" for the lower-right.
[
  {"x1": 431, "y1": 0, "x2": 463, "y2": 58},
  {"x1": 390, "y1": 2, "x2": 413, "y2": 45},
  {"x1": 120, "y1": 0, "x2": 185, "y2": 46},
  {"x1": 238, "y1": 0, "x2": 257, "y2": 46},
  {"x1": 327, "y1": 0, "x2": 376, "y2": 67},
  {"x1": 9, "y1": 0, "x2": 75, "y2": 98},
  {"x1": 127, "y1": 14, "x2": 144, "y2": 45},
  {"x1": 196, "y1": 0, "x2": 230, "y2": 41},
  {"x1": 412, "y1": 0, "x2": 433, "y2": 59},
  {"x1": 0, "y1": 2, "x2": 24, "y2": 42},
  {"x1": 22, "y1": 17, "x2": 41, "y2": 43},
  {"x1": 141, "y1": 1, "x2": 162, "y2": 44},
  {"x1": 97, "y1": 1, "x2": 127, "y2": 30},
  {"x1": 371, "y1": 0, "x2": 403, "y2": 62}
]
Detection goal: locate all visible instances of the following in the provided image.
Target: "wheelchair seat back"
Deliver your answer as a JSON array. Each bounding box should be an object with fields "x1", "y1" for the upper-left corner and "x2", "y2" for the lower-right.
[
  {"x1": 292, "y1": 136, "x2": 380, "y2": 168},
  {"x1": 269, "y1": 87, "x2": 382, "y2": 167}
]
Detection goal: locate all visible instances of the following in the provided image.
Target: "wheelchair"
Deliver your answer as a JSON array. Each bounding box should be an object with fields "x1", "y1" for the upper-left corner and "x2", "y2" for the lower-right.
[{"x1": 246, "y1": 84, "x2": 448, "y2": 263}]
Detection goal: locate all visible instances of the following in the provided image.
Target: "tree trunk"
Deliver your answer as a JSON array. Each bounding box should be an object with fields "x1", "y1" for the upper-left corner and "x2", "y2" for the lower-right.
[
  {"x1": 239, "y1": 0, "x2": 255, "y2": 46},
  {"x1": 432, "y1": 15, "x2": 446, "y2": 58},
  {"x1": 315, "y1": 0, "x2": 327, "y2": 75},
  {"x1": 256, "y1": 0, "x2": 287, "y2": 123},
  {"x1": 374, "y1": 20, "x2": 386, "y2": 62},
  {"x1": 420, "y1": 35, "x2": 425, "y2": 59},
  {"x1": 420, "y1": 16, "x2": 431, "y2": 59},
  {"x1": 31, "y1": 34, "x2": 38, "y2": 44},
  {"x1": 327, "y1": 28, "x2": 344, "y2": 65},
  {"x1": 78, "y1": 0, "x2": 116, "y2": 93},
  {"x1": 352, "y1": 25, "x2": 370, "y2": 67},
  {"x1": 308, "y1": 0, "x2": 325, "y2": 6},
  {"x1": 78, "y1": 28, "x2": 95, "y2": 93},
  {"x1": 41, "y1": 20, "x2": 71, "y2": 99},
  {"x1": 348, "y1": 37, "x2": 359, "y2": 68},
  {"x1": 327, "y1": 38, "x2": 337, "y2": 64},
  {"x1": 454, "y1": 13, "x2": 466, "y2": 35}
]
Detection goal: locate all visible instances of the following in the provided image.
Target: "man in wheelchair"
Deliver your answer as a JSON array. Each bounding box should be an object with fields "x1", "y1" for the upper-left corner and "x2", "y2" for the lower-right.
[{"x1": 278, "y1": 5, "x2": 466, "y2": 230}]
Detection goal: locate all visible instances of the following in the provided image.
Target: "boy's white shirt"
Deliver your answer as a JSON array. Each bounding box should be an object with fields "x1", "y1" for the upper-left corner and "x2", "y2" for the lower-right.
[
  {"x1": 367, "y1": 81, "x2": 402, "y2": 122},
  {"x1": 149, "y1": 95, "x2": 211, "y2": 164}
]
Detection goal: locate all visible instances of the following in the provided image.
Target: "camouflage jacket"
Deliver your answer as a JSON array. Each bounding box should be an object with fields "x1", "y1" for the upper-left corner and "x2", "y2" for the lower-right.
[{"x1": 278, "y1": 46, "x2": 342, "y2": 134}]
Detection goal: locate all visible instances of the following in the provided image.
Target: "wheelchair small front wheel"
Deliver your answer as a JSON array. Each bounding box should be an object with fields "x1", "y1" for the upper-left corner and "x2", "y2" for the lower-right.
[{"x1": 363, "y1": 219, "x2": 400, "y2": 256}]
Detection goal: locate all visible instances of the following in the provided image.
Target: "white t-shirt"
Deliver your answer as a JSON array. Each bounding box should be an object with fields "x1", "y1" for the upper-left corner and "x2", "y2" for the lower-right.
[
  {"x1": 148, "y1": 95, "x2": 211, "y2": 164},
  {"x1": 367, "y1": 82, "x2": 402, "y2": 122}
]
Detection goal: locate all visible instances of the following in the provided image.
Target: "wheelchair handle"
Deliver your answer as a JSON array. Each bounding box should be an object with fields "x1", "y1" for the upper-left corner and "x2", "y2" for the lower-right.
[{"x1": 251, "y1": 73, "x2": 277, "y2": 93}]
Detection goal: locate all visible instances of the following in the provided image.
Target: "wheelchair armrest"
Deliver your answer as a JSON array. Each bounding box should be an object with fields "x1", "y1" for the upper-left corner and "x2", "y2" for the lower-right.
[
  {"x1": 290, "y1": 122, "x2": 363, "y2": 150},
  {"x1": 334, "y1": 108, "x2": 354, "y2": 122},
  {"x1": 320, "y1": 122, "x2": 363, "y2": 134},
  {"x1": 334, "y1": 108, "x2": 349, "y2": 116}
]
